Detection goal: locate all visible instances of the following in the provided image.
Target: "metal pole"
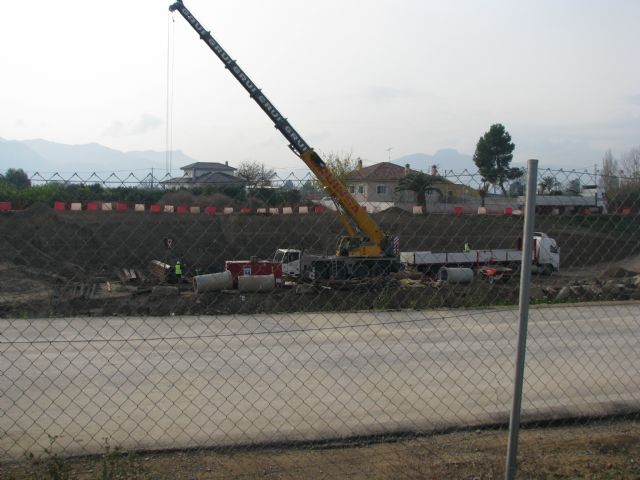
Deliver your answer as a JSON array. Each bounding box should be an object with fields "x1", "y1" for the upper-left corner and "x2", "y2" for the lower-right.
[{"x1": 505, "y1": 159, "x2": 538, "y2": 480}]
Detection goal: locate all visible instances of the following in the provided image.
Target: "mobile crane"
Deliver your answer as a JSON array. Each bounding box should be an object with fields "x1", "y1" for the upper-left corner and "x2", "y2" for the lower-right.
[{"x1": 169, "y1": 1, "x2": 402, "y2": 279}]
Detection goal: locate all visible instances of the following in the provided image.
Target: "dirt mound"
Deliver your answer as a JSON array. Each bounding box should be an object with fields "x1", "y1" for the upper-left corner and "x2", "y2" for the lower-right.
[
  {"x1": 598, "y1": 267, "x2": 638, "y2": 279},
  {"x1": 19, "y1": 202, "x2": 52, "y2": 217}
]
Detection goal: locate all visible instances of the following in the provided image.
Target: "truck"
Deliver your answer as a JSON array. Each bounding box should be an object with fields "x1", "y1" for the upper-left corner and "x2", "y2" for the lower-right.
[
  {"x1": 170, "y1": 1, "x2": 403, "y2": 279},
  {"x1": 400, "y1": 232, "x2": 560, "y2": 276},
  {"x1": 518, "y1": 185, "x2": 608, "y2": 215}
]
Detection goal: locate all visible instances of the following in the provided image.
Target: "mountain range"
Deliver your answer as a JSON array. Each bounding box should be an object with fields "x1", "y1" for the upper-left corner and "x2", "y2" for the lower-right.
[
  {"x1": 0, "y1": 138, "x2": 198, "y2": 176},
  {"x1": 0, "y1": 138, "x2": 478, "y2": 178},
  {"x1": 392, "y1": 149, "x2": 475, "y2": 174}
]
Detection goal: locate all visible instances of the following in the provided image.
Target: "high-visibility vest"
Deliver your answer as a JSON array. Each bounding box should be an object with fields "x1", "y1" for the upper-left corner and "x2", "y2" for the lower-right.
[{"x1": 175, "y1": 263, "x2": 182, "y2": 275}]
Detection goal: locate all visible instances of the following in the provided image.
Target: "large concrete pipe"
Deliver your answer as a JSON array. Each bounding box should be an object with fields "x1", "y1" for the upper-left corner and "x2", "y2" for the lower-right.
[
  {"x1": 238, "y1": 274, "x2": 276, "y2": 292},
  {"x1": 193, "y1": 271, "x2": 233, "y2": 293},
  {"x1": 437, "y1": 267, "x2": 474, "y2": 284}
]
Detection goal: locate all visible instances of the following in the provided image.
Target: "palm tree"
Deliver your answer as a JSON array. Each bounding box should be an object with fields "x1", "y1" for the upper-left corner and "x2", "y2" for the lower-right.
[{"x1": 395, "y1": 172, "x2": 443, "y2": 211}]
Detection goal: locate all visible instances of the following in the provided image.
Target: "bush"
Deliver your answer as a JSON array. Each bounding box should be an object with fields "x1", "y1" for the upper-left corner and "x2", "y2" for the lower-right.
[{"x1": 607, "y1": 183, "x2": 640, "y2": 210}]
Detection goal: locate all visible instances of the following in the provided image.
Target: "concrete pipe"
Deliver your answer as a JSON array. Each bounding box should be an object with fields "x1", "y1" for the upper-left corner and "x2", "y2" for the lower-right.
[
  {"x1": 193, "y1": 271, "x2": 233, "y2": 293},
  {"x1": 238, "y1": 274, "x2": 276, "y2": 292},
  {"x1": 437, "y1": 267, "x2": 474, "y2": 284}
]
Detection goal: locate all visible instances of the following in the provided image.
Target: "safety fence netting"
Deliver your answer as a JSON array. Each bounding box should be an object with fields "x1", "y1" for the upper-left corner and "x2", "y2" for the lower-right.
[{"x1": 0, "y1": 167, "x2": 639, "y2": 477}]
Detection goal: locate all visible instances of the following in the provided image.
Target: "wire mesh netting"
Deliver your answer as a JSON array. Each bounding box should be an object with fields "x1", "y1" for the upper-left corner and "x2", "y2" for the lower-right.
[{"x1": 0, "y1": 168, "x2": 639, "y2": 476}]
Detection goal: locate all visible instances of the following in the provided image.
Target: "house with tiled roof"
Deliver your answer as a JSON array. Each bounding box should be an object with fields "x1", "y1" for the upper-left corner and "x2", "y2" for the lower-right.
[
  {"x1": 163, "y1": 161, "x2": 246, "y2": 189},
  {"x1": 344, "y1": 160, "x2": 473, "y2": 210}
]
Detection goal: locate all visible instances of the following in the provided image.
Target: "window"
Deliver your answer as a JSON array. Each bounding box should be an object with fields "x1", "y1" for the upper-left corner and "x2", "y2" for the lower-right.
[
  {"x1": 283, "y1": 251, "x2": 300, "y2": 263},
  {"x1": 376, "y1": 185, "x2": 387, "y2": 195},
  {"x1": 358, "y1": 185, "x2": 364, "y2": 194},
  {"x1": 348, "y1": 185, "x2": 355, "y2": 194}
]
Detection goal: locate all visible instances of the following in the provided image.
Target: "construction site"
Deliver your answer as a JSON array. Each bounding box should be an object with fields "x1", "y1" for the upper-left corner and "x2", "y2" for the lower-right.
[{"x1": 1, "y1": 204, "x2": 639, "y2": 319}]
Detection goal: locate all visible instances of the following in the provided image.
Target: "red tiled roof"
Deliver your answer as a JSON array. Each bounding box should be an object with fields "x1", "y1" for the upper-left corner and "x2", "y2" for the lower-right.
[{"x1": 346, "y1": 162, "x2": 420, "y2": 182}]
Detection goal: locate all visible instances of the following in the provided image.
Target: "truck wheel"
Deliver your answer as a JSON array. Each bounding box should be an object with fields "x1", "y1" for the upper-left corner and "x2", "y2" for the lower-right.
[{"x1": 541, "y1": 264, "x2": 553, "y2": 276}]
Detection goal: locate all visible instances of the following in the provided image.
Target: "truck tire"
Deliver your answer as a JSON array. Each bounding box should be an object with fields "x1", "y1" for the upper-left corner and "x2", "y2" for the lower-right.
[{"x1": 541, "y1": 264, "x2": 553, "y2": 276}]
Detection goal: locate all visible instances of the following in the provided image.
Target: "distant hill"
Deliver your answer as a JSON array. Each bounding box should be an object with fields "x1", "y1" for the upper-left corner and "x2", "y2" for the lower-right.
[
  {"x1": 393, "y1": 149, "x2": 476, "y2": 175},
  {"x1": 0, "y1": 138, "x2": 201, "y2": 176}
]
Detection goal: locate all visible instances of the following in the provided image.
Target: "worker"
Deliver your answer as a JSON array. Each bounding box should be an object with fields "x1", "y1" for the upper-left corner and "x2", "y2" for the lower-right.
[
  {"x1": 175, "y1": 260, "x2": 182, "y2": 283},
  {"x1": 463, "y1": 241, "x2": 472, "y2": 252}
]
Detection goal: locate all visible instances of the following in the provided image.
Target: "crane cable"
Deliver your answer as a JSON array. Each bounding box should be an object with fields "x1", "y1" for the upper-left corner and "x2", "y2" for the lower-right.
[{"x1": 165, "y1": 12, "x2": 176, "y2": 176}]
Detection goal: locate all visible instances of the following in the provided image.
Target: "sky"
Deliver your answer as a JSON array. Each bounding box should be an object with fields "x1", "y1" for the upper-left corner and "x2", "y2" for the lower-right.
[{"x1": 1, "y1": 0, "x2": 639, "y2": 175}]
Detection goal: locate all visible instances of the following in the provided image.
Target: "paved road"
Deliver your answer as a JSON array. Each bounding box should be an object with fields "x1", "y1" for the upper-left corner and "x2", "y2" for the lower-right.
[{"x1": 1, "y1": 303, "x2": 639, "y2": 459}]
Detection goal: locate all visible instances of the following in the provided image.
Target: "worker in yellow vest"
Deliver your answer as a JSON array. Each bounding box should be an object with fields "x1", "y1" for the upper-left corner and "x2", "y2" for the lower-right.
[{"x1": 175, "y1": 260, "x2": 182, "y2": 283}]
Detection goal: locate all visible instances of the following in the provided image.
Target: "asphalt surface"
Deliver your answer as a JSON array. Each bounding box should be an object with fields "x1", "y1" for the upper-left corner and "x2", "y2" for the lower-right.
[{"x1": 1, "y1": 302, "x2": 639, "y2": 459}]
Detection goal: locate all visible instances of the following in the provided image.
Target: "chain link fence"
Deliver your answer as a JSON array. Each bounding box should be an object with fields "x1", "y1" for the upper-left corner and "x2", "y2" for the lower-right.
[{"x1": 1, "y1": 167, "x2": 639, "y2": 476}]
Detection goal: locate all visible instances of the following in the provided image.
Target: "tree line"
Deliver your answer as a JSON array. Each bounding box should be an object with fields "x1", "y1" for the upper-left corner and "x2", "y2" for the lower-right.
[{"x1": 0, "y1": 167, "x2": 315, "y2": 209}]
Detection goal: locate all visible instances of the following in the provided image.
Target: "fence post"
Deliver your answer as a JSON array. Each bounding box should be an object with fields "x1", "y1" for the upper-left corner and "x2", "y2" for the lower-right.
[{"x1": 505, "y1": 159, "x2": 538, "y2": 480}]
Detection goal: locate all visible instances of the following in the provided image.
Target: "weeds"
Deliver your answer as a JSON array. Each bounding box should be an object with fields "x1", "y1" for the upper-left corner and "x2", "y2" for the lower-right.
[{"x1": 19, "y1": 437, "x2": 149, "y2": 480}]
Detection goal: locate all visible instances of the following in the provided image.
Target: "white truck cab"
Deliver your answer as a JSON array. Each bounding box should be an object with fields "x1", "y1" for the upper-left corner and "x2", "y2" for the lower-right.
[{"x1": 274, "y1": 249, "x2": 302, "y2": 276}]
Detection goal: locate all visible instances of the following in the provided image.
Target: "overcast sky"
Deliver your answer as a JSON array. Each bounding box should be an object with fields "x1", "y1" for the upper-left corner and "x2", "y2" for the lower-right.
[{"x1": 2, "y1": 0, "x2": 639, "y2": 174}]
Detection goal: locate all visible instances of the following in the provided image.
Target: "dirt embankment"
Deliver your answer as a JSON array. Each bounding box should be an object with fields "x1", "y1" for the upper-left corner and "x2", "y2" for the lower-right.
[{"x1": 1, "y1": 205, "x2": 638, "y2": 318}]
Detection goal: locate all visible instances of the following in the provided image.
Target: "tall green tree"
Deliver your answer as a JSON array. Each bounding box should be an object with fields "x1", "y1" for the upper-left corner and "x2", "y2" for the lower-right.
[
  {"x1": 3, "y1": 168, "x2": 31, "y2": 189},
  {"x1": 473, "y1": 124, "x2": 519, "y2": 204},
  {"x1": 395, "y1": 172, "x2": 443, "y2": 211}
]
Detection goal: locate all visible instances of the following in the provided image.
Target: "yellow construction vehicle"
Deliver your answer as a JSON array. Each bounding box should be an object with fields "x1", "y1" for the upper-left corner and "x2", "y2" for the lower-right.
[{"x1": 170, "y1": 1, "x2": 401, "y2": 279}]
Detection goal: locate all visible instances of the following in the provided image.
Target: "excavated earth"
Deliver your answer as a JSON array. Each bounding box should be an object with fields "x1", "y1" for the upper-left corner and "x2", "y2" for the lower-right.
[{"x1": 1, "y1": 204, "x2": 639, "y2": 318}]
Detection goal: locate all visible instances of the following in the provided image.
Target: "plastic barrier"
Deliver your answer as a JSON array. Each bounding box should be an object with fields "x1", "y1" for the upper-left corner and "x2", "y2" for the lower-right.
[
  {"x1": 177, "y1": 205, "x2": 188, "y2": 214},
  {"x1": 150, "y1": 204, "x2": 162, "y2": 213},
  {"x1": 223, "y1": 207, "x2": 234, "y2": 214},
  {"x1": 298, "y1": 206, "x2": 308, "y2": 214},
  {"x1": 87, "y1": 202, "x2": 98, "y2": 211},
  {"x1": 102, "y1": 202, "x2": 113, "y2": 211},
  {"x1": 0, "y1": 202, "x2": 12, "y2": 211},
  {"x1": 412, "y1": 206, "x2": 424, "y2": 215},
  {"x1": 269, "y1": 208, "x2": 279, "y2": 215},
  {"x1": 282, "y1": 207, "x2": 293, "y2": 215},
  {"x1": 477, "y1": 206, "x2": 487, "y2": 215},
  {"x1": 116, "y1": 202, "x2": 127, "y2": 212},
  {"x1": 257, "y1": 208, "x2": 267, "y2": 214},
  {"x1": 241, "y1": 207, "x2": 251, "y2": 214},
  {"x1": 190, "y1": 206, "x2": 201, "y2": 214},
  {"x1": 504, "y1": 207, "x2": 513, "y2": 216},
  {"x1": 134, "y1": 204, "x2": 145, "y2": 212},
  {"x1": 454, "y1": 206, "x2": 463, "y2": 216},
  {"x1": 205, "y1": 206, "x2": 217, "y2": 215},
  {"x1": 314, "y1": 206, "x2": 326, "y2": 213},
  {"x1": 622, "y1": 208, "x2": 632, "y2": 215},
  {"x1": 54, "y1": 201, "x2": 65, "y2": 211},
  {"x1": 164, "y1": 205, "x2": 174, "y2": 213},
  {"x1": 70, "y1": 202, "x2": 82, "y2": 211}
]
